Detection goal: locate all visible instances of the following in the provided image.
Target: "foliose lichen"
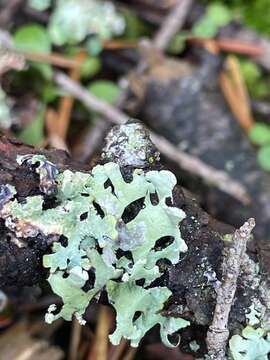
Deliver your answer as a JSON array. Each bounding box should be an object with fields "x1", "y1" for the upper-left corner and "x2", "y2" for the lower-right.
[
  {"x1": 228, "y1": 287, "x2": 270, "y2": 359},
  {"x1": 0, "y1": 155, "x2": 189, "y2": 347},
  {"x1": 47, "y1": 0, "x2": 125, "y2": 46}
]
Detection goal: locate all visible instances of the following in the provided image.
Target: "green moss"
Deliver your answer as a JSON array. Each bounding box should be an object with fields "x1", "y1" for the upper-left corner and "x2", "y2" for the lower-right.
[{"x1": 1, "y1": 156, "x2": 189, "y2": 347}]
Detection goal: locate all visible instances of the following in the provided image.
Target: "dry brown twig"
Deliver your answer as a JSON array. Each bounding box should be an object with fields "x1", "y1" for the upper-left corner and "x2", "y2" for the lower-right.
[
  {"x1": 153, "y1": 0, "x2": 193, "y2": 51},
  {"x1": 56, "y1": 51, "x2": 86, "y2": 141},
  {"x1": 22, "y1": 51, "x2": 83, "y2": 69},
  {"x1": 109, "y1": 339, "x2": 128, "y2": 360},
  {"x1": 206, "y1": 218, "x2": 256, "y2": 360},
  {"x1": 189, "y1": 37, "x2": 265, "y2": 57},
  {"x1": 54, "y1": 71, "x2": 251, "y2": 205},
  {"x1": 45, "y1": 108, "x2": 69, "y2": 151},
  {"x1": 68, "y1": 318, "x2": 82, "y2": 360},
  {"x1": 87, "y1": 306, "x2": 112, "y2": 360}
]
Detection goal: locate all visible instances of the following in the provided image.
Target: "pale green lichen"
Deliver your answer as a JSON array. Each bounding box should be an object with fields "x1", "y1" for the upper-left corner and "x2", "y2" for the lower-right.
[
  {"x1": 1, "y1": 156, "x2": 189, "y2": 347},
  {"x1": 228, "y1": 289, "x2": 270, "y2": 359},
  {"x1": 229, "y1": 326, "x2": 270, "y2": 360},
  {"x1": 48, "y1": 0, "x2": 125, "y2": 46}
]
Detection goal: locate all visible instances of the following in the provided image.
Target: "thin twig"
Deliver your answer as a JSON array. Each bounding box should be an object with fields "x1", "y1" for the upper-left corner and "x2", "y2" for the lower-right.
[
  {"x1": 23, "y1": 51, "x2": 82, "y2": 69},
  {"x1": 206, "y1": 218, "x2": 256, "y2": 360},
  {"x1": 45, "y1": 108, "x2": 69, "y2": 151},
  {"x1": 122, "y1": 347, "x2": 137, "y2": 360},
  {"x1": 108, "y1": 339, "x2": 128, "y2": 360},
  {"x1": 68, "y1": 318, "x2": 82, "y2": 360},
  {"x1": 153, "y1": 0, "x2": 193, "y2": 51},
  {"x1": 54, "y1": 71, "x2": 251, "y2": 205},
  {"x1": 54, "y1": 72, "x2": 127, "y2": 125},
  {"x1": 188, "y1": 37, "x2": 265, "y2": 57},
  {"x1": 87, "y1": 306, "x2": 111, "y2": 360},
  {"x1": 57, "y1": 51, "x2": 86, "y2": 140}
]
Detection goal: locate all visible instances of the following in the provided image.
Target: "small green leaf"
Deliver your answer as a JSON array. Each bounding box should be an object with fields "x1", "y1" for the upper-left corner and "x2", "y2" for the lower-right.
[
  {"x1": 208, "y1": 3, "x2": 232, "y2": 26},
  {"x1": 17, "y1": 107, "x2": 45, "y2": 145},
  {"x1": 121, "y1": 8, "x2": 151, "y2": 40},
  {"x1": 14, "y1": 24, "x2": 51, "y2": 53},
  {"x1": 168, "y1": 33, "x2": 186, "y2": 55},
  {"x1": 239, "y1": 60, "x2": 269, "y2": 98},
  {"x1": 13, "y1": 24, "x2": 52, "y2": 78},
  {"x1": 80, "y1": 57, "x2": 101, "y2": 79},
  {"x1": 257, "y1": 145, "x2": 270, "y2": 171},
  {"x1": 249, "y1": 123, "x2": 270, "y2": 146},
  {"x1": 86, "y1": 37, "x2": 103, "y2": 56},
  {"x1": 192, "y1": 18, "x2": 218, "y2": 38},
  {"x1": 192, "y1": 2, "x2": 232, "y2": 38},
  {"x1": 42, "y1": 83, "x2": 63, "y2": 103},
  {"x1": 88, "y1": 80, "x2": 120, "y2": 104}
]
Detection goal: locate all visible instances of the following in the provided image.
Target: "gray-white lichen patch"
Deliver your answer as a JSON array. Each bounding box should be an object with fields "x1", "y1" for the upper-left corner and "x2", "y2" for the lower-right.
[
  {"x1": 47, "y1": 0, "x2": 125, "y2": 45},
  {"x1": 0, "y1": 155, "x2": 189, "y2": 347},
  {"x1": 102, "y1": 122, "x2": 160, "y2": 168},
  {"x1": 227, "y1": 259, "x2": 270, "y2": 359}
]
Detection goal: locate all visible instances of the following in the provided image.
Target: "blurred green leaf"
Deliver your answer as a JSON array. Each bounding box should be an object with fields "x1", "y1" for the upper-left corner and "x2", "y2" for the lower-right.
[
  {"x1": 257, "y1": 145, "x2": 270, "y2": 171},
  {"x1": 239, "y1": 60, "x2": 269, "y2": 99},
  {"x1": 240, "y1": 60, "x2": 261, "y2": 84},
  {"x1": 14, "y1": 24, "x2": 51, "y2": 53},
  {"x1": 42, "y1": 83, "x2": 63, "y2": 103},
  {"x1": 121, "y1": 8, "x2": 151, "y2": 39},
  {"x1": 168, "y1": 33, "x2": 186, "y2": 55},
  {"x1": 88, "y1": 80, "x2": 120, "y2": 104},
  {"x1": 192, "y1": 2, "x2": 232, "y2": 38},
  {"x1": 192, "y1": 18, "x2": 218, "y2": 38},
  {"x1": 86, "y1": 37, "x2": 103, "y2": 56},
  {"x1": 28, "y1": 0, "x2": 51, "y2": 11},
  {"x1": 18, "y1": 107, "x2": 45, "y2": 145},
  {"x1": 249, "y1": 123, "x2": 270, "y2": 146},
  {"x1": 80, "y1": 57, "x2": 101, "y2": 79},
  {"x1": 242, "y1": 0, "x2": 270, "y2": 37},
  {"x1": 36, "y1": 63, "x2": 53, "y2": 80},
  {"x1": 208, "y1": 3, "x2": 232, "y2": 26},
  {"x1": 14, "y1": 24, "x2": 52, "y2": 79}
]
